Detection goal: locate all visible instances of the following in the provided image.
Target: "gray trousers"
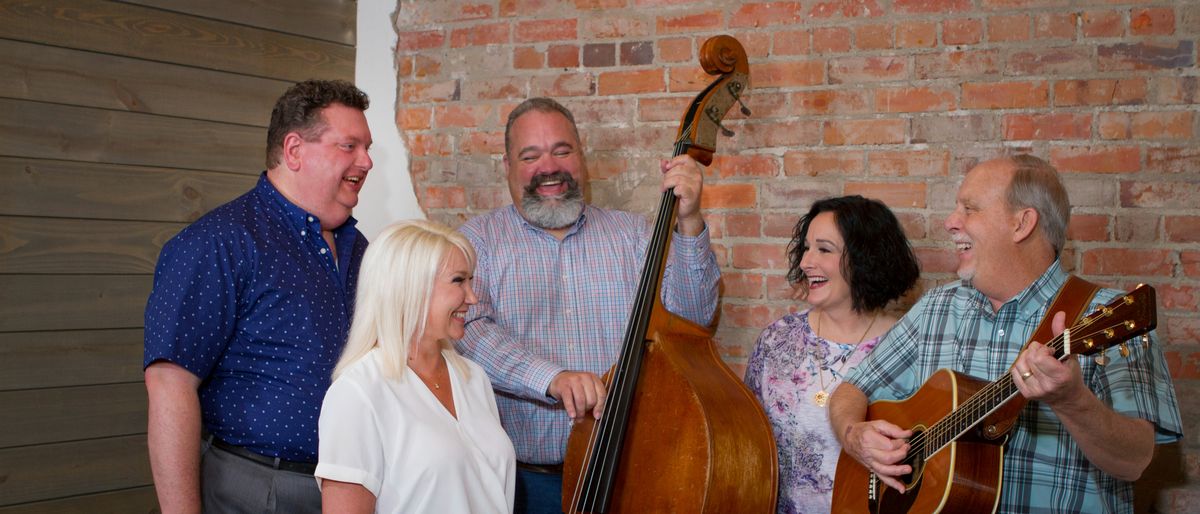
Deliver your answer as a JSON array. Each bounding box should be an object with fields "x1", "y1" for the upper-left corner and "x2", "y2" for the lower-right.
[{"x1": 200, "y1": 438, "x2": 321, "y2": 514}]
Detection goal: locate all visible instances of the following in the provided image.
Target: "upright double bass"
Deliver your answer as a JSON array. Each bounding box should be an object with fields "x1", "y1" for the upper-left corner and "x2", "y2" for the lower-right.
[{"x1": 561, "y1": 35, "x2": 778, "y2": 513}]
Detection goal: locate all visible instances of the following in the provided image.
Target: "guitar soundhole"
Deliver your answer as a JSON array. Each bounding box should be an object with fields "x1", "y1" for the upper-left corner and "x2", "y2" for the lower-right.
[
  {"x1": 900, "y1": 427, "x2": 926, "y2": 492},
  {"x1": 875, "y1": 427, "x2": 926, "y2": 514}
]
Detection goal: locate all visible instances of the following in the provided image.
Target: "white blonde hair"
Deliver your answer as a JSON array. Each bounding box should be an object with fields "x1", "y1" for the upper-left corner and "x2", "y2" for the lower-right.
[{"x1": 333, "y1": 220, "x2": 476, "y2": 382}]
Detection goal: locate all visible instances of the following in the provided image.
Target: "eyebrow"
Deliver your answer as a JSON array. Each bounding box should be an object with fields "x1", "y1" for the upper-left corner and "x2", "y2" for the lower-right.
[{"x1": 518, "y1": 141, "x2": 574, "y2": 155}]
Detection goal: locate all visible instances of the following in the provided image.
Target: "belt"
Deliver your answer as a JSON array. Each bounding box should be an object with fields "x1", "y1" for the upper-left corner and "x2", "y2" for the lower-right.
[
  {"x1": 205, "y1": 434, "x2": 317, "y2": 475},
  {"x1": 517, "y1": 461, "x2": 564, "y2": 474}
]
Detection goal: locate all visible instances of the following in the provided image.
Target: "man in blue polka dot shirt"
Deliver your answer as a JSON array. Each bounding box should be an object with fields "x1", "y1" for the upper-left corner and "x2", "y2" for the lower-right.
[{"x1": 144, "y1": 79, "x2": 373, "y2": 514}]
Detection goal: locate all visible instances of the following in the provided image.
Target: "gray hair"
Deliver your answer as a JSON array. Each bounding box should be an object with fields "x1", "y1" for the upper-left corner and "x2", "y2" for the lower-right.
[
  {"x1": 504, "y1": 97, "x2": 581, "y2": 154},
  {"x1": 1005, "y1": 154, "x2": 1070, "y2": 257}
]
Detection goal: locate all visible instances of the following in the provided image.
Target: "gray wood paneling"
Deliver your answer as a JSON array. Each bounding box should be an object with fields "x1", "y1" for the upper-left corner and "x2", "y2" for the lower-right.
[
  {"x1": 0, "y1": 0, "x2": 357, "y2": 508},
  {"x1": 0, "y1": 158, "x2": 258, "y2": 222},
  {"x1": 0, "y1": 383, "x2": 147, "y2": 448},
  {"x1": 0, "y1": 98, "x2": 262, "y2": 173},
  {"x1": 0, "y1": 0, "x2": 354, "y2": 82},
  {"x1": 125, "y1": 0, "x2": 356, "y2": 45},
  {"x1": 0, "y1": 330, "x2": 144, "y2": 390},
  {"x1": 0, "y1": 217, "x2": 182, "y2": 274},
  {"x1": 0, "y1": 486, "x2": 158, "y2": 514},
  {"x1": 0, "y1": 275, "x2": 152, "y2": 332},
  {"x1": 0, "y1": 39, "x2": 290, "y2": 126},
  {"x1": 0, "y1": 435, "x2": 152, "y2": 506}
]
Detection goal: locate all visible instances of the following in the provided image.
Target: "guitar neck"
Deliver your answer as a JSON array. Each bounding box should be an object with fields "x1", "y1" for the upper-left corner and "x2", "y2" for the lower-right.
[{"x1": 912, "y1": 284, "x2": 1156, "y2": 460}]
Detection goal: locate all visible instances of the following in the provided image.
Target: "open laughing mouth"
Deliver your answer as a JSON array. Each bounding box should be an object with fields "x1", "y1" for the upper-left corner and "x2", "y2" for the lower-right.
[
  {"x1": 525, "y1": 172, "x2": 577, "y2": 198},
  {"x1": 343, "y1": 175, "x2": 365, "y2": 189}
]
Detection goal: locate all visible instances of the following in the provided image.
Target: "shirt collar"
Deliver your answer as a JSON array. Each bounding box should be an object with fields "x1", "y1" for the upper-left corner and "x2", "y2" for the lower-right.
[
  {"x1": 508, "y1": 204, "x2": 589, "y2": 239},
  {"x1": 254, "y1": 172, "x2": 359, "y2": 235},
  {"x1": 966, "y1": 259, "x2": 1066, "y2": 315}
]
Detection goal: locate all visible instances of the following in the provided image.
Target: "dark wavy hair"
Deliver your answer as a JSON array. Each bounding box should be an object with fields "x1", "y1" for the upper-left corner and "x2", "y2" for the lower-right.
[
  {"x1": 265, "y1": 79, "x2": 369, "y2": 168},
  {"x1": 787, "y1": 195, "x2": 920, "y2": 313}
]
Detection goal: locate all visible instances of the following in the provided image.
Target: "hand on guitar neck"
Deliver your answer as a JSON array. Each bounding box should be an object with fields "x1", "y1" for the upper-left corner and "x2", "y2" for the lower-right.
[
  {"x1": 1012, "y1": 311, "x2": 1156, "y2": 482},
  {"x1": 1010, "y1": 311, "x2": 1079, "y2": 406}
]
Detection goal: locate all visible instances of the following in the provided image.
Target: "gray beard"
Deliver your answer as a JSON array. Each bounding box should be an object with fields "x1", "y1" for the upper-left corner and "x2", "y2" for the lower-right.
[
  {"x1": 521, "y1": 173, "x2": 585, "y2": 230},
  {"x1": 957, "y1": 268, "x2": 974, "y2": 283},
  {"x1": 522, "y1": 190, "x2": 584, "y2": 230}
]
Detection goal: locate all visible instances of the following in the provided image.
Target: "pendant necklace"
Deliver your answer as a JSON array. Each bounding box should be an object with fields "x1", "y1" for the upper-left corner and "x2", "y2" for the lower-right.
[
  {"x1": 409, "y1": 355, "x2": 444, "y2": 390},
  {"x1": 810, "y1": 310, "x2": 877, "y2": 407}
]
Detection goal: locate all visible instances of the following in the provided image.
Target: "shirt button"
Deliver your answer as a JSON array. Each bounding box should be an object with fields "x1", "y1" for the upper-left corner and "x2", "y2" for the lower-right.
[
  {"x1": 300, "y1": 230, "x2": 307, "y2": 236},
  {"x1": 308, "y1": 216, "x2": 314, "y2": 223},
  {"x1": 320, "y1": 248, "x2": 327, "y2": 255},
  {"x1": 998, "y1": 329, "x2": 1006, "y2": 337}
]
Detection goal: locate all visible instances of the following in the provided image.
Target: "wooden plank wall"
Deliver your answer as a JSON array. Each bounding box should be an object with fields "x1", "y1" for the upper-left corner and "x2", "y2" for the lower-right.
[{"x1": 0, "y1": 0, "x2": 356, "y2": 509}]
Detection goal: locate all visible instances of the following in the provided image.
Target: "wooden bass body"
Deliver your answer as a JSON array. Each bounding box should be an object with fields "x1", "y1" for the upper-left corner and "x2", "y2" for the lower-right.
[{"x1": 562, "y1": 323, "x2": 778, "y2": 513}]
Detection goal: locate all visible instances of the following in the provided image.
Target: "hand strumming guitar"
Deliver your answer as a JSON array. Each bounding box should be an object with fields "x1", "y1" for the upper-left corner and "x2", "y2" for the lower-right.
[{"x1": 828, "y1": 383, "x2": 914, "y2": 493}]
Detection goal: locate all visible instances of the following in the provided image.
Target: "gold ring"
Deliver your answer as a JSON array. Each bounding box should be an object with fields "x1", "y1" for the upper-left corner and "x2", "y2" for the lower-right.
[{"x1": 1021, "y1": 371, "x2": 1033, "y2": 379}]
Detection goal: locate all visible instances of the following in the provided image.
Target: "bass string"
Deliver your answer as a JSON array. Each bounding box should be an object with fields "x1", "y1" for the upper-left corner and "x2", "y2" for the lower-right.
[{"x1": 568, "y1": 133, "x2": 694, "y2": 511}]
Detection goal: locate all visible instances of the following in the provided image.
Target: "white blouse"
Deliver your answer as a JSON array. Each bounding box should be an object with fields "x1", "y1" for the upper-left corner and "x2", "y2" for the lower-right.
[{"x1": 316, "y1": 348, "x2": 516, "y2": 513}]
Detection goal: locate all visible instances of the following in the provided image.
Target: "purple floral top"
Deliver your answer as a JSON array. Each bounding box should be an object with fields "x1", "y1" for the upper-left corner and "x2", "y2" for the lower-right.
[{"x1": 743, "y1": 310, "x2": 881, "y2": 514}]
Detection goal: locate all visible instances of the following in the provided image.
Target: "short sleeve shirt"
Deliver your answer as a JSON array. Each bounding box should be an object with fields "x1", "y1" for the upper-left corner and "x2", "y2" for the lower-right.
[
  {"x1": 316, "y1": 349, "x2": 516, "y2": 513},
  {"x1": 143, "y1": 173, "x2": 367, "y2": 461},
  {"x1": 846, "y1": 262, "x2": 1182, "y2": 513}
]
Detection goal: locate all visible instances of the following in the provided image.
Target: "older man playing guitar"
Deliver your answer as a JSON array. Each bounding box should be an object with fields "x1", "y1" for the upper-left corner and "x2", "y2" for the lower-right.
[{"x1": 828, "y1": 155, "x2": 1181, "y2": 513}]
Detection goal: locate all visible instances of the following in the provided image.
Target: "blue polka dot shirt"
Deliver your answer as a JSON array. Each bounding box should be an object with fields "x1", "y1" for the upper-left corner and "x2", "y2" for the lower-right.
[{"x1": 144, "y1": 173, "x2": 367, "y2": 462}]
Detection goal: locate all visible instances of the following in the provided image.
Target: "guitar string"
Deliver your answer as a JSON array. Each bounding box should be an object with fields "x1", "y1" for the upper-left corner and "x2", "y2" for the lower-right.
[
  {"x1": 902, "y1": 311, "x2": 1118, "y2": 460},
  {"x1": 908, "y1": 312, "x2": 1106, "y2": 456},
  {"x1": 914, "y1": 307, "x2": 1132, "y2": 458}
]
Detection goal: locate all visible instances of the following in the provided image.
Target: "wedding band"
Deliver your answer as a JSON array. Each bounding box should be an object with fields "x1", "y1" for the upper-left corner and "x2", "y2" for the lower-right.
[{"x1": 1021, "y1": 371, "x2": 1033, "y2": 379}]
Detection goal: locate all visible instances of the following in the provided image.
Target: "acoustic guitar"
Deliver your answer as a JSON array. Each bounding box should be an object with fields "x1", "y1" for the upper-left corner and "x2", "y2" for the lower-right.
[{"x1": 830, "y1": 284, "x2": 1157, "y2": 514}]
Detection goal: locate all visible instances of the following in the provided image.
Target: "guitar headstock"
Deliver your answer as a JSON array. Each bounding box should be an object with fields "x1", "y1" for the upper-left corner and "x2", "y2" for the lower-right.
[{"x1": 1063, "y1": 284, "x2": 1157, "y2": 357}]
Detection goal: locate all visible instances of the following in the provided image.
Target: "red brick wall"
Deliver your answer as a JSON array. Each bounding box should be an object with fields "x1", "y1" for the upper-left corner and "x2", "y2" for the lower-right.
[{"x1": 395, "y1": 1, "x2": 1198, "y2": 508}]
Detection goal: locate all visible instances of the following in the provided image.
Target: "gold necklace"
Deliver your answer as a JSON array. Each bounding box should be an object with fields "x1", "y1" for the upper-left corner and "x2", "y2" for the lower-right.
[
  {"x1": 409, "y1": 355, "x2": 445, "y2": 390},
  {"x1": 810, "y1": 310, "x2": 877, "y2": 407}
]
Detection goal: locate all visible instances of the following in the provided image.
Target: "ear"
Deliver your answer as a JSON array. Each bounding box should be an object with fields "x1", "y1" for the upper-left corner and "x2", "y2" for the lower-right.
[
  {"x1": 502, "y1": 153, "x2": 510, "y2": 170},
  {"x1": 1012, "y1": 207, "x2": 1039, "y2": 244},
  {"x1": 282, "y1": 132, "x2": 306, "y2": 172}
]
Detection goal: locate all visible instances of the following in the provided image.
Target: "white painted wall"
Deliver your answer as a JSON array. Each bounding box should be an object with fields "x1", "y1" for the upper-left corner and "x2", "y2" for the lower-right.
[{"x1": 355, "y1": 0, "x2": 423, "y2": 240}]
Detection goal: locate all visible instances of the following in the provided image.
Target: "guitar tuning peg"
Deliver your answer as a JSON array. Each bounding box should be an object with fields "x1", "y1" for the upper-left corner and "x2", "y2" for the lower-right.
[
  {"x1": 1094, "y1": 351, "x2": 1109, "y2": 366},
  {"x1": 1142, "y1": 334, "x2": 1150, "y2": 349},
  {"x1": 1119, "y1": 343, "x2": 1130, "y2": 358}
]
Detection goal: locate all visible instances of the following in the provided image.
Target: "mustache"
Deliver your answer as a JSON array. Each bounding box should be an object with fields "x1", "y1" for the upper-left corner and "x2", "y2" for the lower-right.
[{"x1": 524, "y1": 171, "x2": 579, "y2": 196}]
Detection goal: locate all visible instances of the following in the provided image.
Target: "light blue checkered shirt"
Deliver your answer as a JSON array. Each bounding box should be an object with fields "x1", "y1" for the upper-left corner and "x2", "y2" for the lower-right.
[
  {"x1": 847, "y1": 262, "x2": 1182, "y2": 513},
  {"x1": 457, "y1": 204, "x2": 720, "y2": 464}
]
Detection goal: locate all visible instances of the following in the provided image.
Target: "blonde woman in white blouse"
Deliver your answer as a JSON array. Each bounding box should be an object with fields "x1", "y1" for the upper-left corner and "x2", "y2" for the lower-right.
[{"x1": 317, "y1": 220, "x2": 515, "y2": 513}]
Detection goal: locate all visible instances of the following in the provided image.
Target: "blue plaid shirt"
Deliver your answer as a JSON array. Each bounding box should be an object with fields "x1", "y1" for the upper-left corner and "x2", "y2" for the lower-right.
[
  {"x1": 144, "y1": 173, "x2": 367, "y2": 462},
  {"x1": 457, "y1": 204, "x2": 720, "y2": 464},
  {"x1": 846, "y1": 261, "x2": 1182, "y2": 513}
]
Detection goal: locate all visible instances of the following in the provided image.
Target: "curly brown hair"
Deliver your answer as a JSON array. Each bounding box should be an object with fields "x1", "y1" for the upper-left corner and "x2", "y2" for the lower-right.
[
  {"x1": 265, "y1": 79, "x2": 369, "y2": 168},
  {"x1": 788, "y1": 195, "x2": 920, "y2": 313}
]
